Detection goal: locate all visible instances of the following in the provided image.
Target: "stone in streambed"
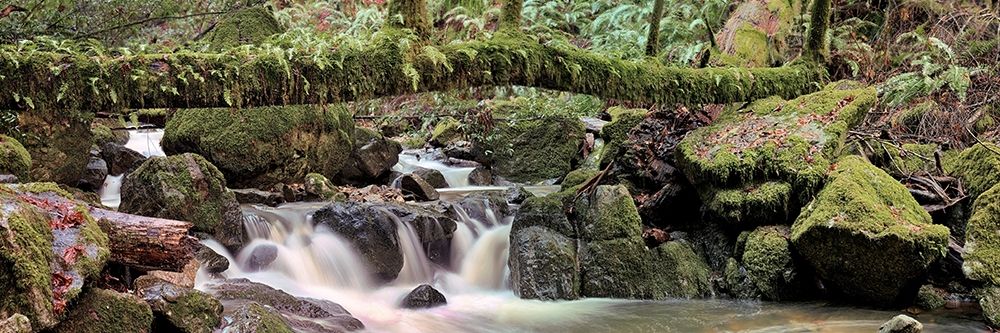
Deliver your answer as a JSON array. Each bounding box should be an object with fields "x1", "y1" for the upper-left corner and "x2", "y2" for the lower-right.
[
  {"x1": 305, "y1": 173, "x2": 341, "y2": 200},
  {"x1": 76, "y1": 157, "x2": 108, "y2": 191},
  {"x1": 399, "y1": 174, "x2": 439, "y2": 201},
  {"x1": 400, "y1": 284, "x2": 447, "y2": 309},
  {"x1": 411, "y1": 167, "x2": 447, "y2": 188},
  {"x1": 878, "y1": 314, "x2": 923, "y2": 333},
  {"x1": 336, "y1": 128, "x2": 402, "y2": 185},
  {"x1": 204, "y1": 278, "x2": 363, "y2": 333},
  {"x1": 136, "y1": 276, "x2": 223, "y2": 333},
  {"x1": 467, "y1": 166, "x2": 492, "y2": 186},
  {"x1": 740, "y1": 225, "x2": 809, "y2": 301},
  {"x1": 232, "y1": 188, "x2": 285, "y2": 206},
  {"x1": 100, "y1": 142, "x2": 146, "y2": 175},
  {"x1": 962, "y1": 183, "x2": 1000, "y2": 285},
  {"x1": 246, "y1": 243, "x2": 279, "y2": 272},
  {"x1": 53, "y1": 289, "x2": 154, "y2": 333},
  {"x1": 196, "y1": 243, "x2": 230, "y2": 274},
  {"x1": 509, "y1": 226, "x2": 579, "y2": 300}
]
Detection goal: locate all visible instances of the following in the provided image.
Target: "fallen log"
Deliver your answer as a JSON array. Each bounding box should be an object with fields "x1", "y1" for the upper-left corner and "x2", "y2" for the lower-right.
[{"x1": 89, "y1": 208, "x2": 198, "y2": 272}]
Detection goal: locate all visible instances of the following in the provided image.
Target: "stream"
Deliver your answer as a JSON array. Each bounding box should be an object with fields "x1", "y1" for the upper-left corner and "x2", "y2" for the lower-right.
[{"x1": 104, "y1": 129, "x2": 987, "y2": 332}]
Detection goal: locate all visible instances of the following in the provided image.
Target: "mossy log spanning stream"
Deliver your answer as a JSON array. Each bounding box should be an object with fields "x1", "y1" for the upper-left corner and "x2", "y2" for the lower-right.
[{"x1": 0, "y1": 0, "x2": 831, "y2": 112}]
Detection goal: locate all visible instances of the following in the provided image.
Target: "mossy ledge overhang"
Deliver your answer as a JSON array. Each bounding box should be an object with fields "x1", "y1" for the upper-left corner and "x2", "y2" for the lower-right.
[{"x1": 0, "y1": 0, "x2": 831, "y2": 111}]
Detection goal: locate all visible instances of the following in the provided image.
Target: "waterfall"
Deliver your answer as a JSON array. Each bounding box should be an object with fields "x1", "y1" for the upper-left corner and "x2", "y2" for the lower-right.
[
  {"x1": 386, "y1": 211, "x2": 435, "y2": 285},
  {"x1": 459, "y1": 224, "x2": 511, "y2": 290},
  {"x1": 98, "y1": 128, "x2": 167, "y2": 209},
  {"x1": 98, "y1": 175, "x2": 123, "y2": 209},
  {"x1": 392, "y1": 151, "x2": 475, "y2": 188}
]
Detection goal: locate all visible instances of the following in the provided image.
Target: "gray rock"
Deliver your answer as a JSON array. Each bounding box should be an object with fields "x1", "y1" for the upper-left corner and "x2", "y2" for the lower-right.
[
  {"x1": 338, "y1": 135, "x2": 402, "y2": 185},
  {"x1": 195, "y1": 243, "x2": 230, "y2": 274},
  {"x1": 400, "y1": 174, "x2": 439, "y2": 201},
  {"x1": 232, "y1": 188, "x2": 285, "y2": 206},
  {"x1": 204, "y1": 278, "x2": 363, "y2": 333},
  {"x1": 313, "y1": 202, "x2": 402, "y2": 282},
  {"x1": 412, "y1": 167, "x2": 447, "y2": 188},
  {"x1": 100, "y1": 142, "x2": 147, "y2": 175},
  {"x1": 0, "y1": 174, "x2": 18, "y2": 184},
  {"x1": 135, "y1": 276, "x2": 223, "y2": 333},
  {"x1": 399, "y1": 284, "x2": 447, "y2": 309},
  {"x1": 0, "y1": 314, "x2": 31, "y2": 333},
  {"x1": 77, "y1": 157, "x2": 108, "y2": 191},
  {"x1": 246, "y1": 243, "x2": 278, "y2": 271},
  {"x1": 509, "y1": 226, "x2": 579, "y2": 300},
  {"x1": 467, "y1": 166, "x2": 492, "y2": 186},
  {"x1": 878, "y1": 314, "x2": 922, "y2": 333}
]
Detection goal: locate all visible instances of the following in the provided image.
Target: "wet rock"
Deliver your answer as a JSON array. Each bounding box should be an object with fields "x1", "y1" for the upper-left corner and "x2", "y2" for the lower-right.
[
  {"x1": 561, "y1": 168, "x2": 598, "y2": 191},
  {"x1": 399, "y1": 174, "x2": 440, "y2": 201},
  {"x1": 313, "y1": 202, "x2": 402, "y2": 282},
  {"x1": 90, "y1": 119, "x2": 128, "y2": 147},
  {"x1": 978, "y1": 286, "x2": 1000, "y2": 327},
  {"x1": 504, "y1": 185, "x2": 535, "y2": 204},
  {"x1": 510, "y1": 196, "x2": 572, "y2": 238},
  {"x1": 136, "y1": 276, "x2": 223, "y2": 333},
  {"x1": 598, "y1": 107, "x2": 647, "y2": 167},
  {"x1": 54, "y1": 289, "x2": 153, "y2": 333},
  {"x1": 442, "y1": 140, "x2": 482, "y2": 162},
  {"x1": 278, "y1": 183, "x2": 307, "y2": 203},
  {"x1": 247, "y1": 243, "x2": 279, "y2": 271},
  {"x1": 204, "y1": 278, "x2": 364, "y2": 333},
  {"x1": 0, "y1": 135, "x2": 31, "y2": 180},
  {"x1": 916, "y1": 285, "x2": 946, "y2": 310},
  {"x1": 0, "y1": 183, "x2": 110, "y2": 330},
  {"x1": 791, "y1": 156, "x2": 949, "y2": 306},
  {"x1": 456, "y1": 192, "x2": 511, "y2": 228},
  {"x1": 120, "y1": 154, "x2": 245, "y2": 250},
  {"x1": 232, "y1": 188, "x2": 285, "y2": 206},
  {"x1": 399, "y1": 284, "x2": 447, "y2": 309},
  {"x1": 878, "y1": 314, "x2": 923, "y2": 333},
  {"x1": 305, "y1": 173, "x2": 340, "y2": 200},
  {"x1": 723, "y1": 257, "x2": 761, "y2": 299},
  {"x1": 162, "y1": 105, "x2": 355, "y2": 188},
  {"x1": 740, "y1": 226, "x2": 809, "y2": 301},
  {"x1": 196, "y1": 243, "x2": 230, "y2": 274},
  {"x1": 337, "y1": 128, "x2": 403, "y2": 185},
  {"x1": 19, "y1": 110, "x2": 92, "y2": 184},
  {"x1": 0, "y1": 314, "x2": 31, "y2": 333},
  {"x1": 100, "y1": 142, "x2": 147, "y2": 175},
  {"x1": 0, "y1": 174, "x2": 18, "y2": 183},
  {"x1": 467, "y1": 166, "x2": 492, "y2": 186},
  {"x1": 77, "y1": 157, "x2": 108, "y2": 191},
  {"x1": 509, "y1": 226, "x2": 579, "y2": 300},
  {"x1": 487, "y1": 115, "x2": 585, "y2": 183},
  {"x1": 412, "y1": 167, "x2": 447, "y2": 188},
  {"x1": 378, "y1": 203, "x2": 457, "y2": 265}
]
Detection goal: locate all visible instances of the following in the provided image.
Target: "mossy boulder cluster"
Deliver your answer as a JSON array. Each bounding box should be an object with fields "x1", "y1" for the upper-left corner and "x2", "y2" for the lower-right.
[
  {"x1": 509, "y1": 185, "x2": 712, "y2": 300},
  {"x1": 162, "y1": 105, "x2": 355, "y2": 188}
]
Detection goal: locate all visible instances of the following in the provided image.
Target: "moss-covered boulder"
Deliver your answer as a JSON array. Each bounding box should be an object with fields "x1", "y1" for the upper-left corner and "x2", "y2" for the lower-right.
[
  {"x1": 304, "y1": 173, "x2": 339, "y2": 200},
  {"x1": 741, "y1": 225, "x2": 808, "y2": 301},
  {"x1": 509, "y1": 226, "x2": 579, "y2": 300},
  {"x1": 90, "y1": 119, "x2": 128, "y2": 147},
  {"x1": 867, "y1": 142, "x2": 940, "y2": 176},
  {"x1": 560, "y1": 168, "x2": 597, "y2": 192},
  {"x1": 0, "y1": 135, "x2": 31, "y2": 180},
  {"x1": 162, "y1": 105, "x2": 354, "y2": 188},
  {"x1": 791, "y1": 156, "x2": 949, "y2": 305},
  {"x1": 915, "y1": 284, "x2": 946, "y2": 310},
  {"x1": 961, "y1": 183, "x2": 1000, "y2": 285},
  {"x1": 576, "y1": 185, "x2": 642, "y2": 242},
  {"x1": 204, "y1": 278, "x2": 363, "y2": 333},
  {"x1": 0, "y1": 183, "x2": 110, "y2": 330},
  {"x1": 944, "y1": 143, "x2": 1000, "y2": 199},
  {"x1": 487, "y1": 116, "x2": 585, "y2": 183},
  {"x1": 705, "y1": 181, "x2": 793, "y2": 226},
  {"x1": 978, "y1": 286, "x2": 1000, "y2": 327},
  {"x1": 203, "y1": 7, "x2": 283, "y2": 50},
  {"x1": 18, "y1": 110, "x2": 92, "y2": 184},
  {"x1": 677, "y1": 82, "x2": 875, "y2": 204},
  {"x1": 599, "y1": 107, "x2": 647, "y2": 167},
  {"x1": 136, "y1": 276, "x2": 222, "y2": 333},
  {"x1": 120, "y1": 154, "x2": 241, "y2": 235},
  {"x1": 54, "y1": 289, "x2": 153, "y2": 333}
]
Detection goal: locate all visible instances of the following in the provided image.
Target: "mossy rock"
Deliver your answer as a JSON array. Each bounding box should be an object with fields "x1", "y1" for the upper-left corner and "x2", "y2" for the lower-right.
[
  {"x1": 136, "y1": 276, "x2": 223, "y2": 333},
  {"x1": 510, "y1": 195, "x2": 573, "y2": 238},
  {"x1": 90, "y1": 119, "x2": 128, "y2": 147},
  {"x1": 791, "y1": 156, "x2": 949, "y2": 305},
  {"x1": 677, "y1": 82, "x2": 876, "y2": 202},
  {"x1": 580, "y1": 239, "x2": 712, "y2": 299},
  {"x1": 891, "y1": 100, "x2": 936, "y2": 131},
  {"x1": 0, "y1": 135, "x2": 31, "y2": 180},
  {"x1": 915, "y1": 284, "x2": 946, "y2": 310},
  {"x1": 742, "y1": 225, "x2": 808, "y2": 301},
  {"x1": 599, "y1": 107, "x2": 647, "y2": 167},
  {"x1": 204, "y1": 278, "x2": 363, "y2": 332},
  {"x1": 304, "y1": 173, "x2": 338, "y2": 200},
  {"x1": 962, "y1": 183, "x2": 1000, "y2": 285},
  {"x1": 204, "y1": 7, "x2": 284, "y2": 50},
  {"x1": 723, "y1": 257, "x2": 760, "y2": 299},
  {"x1": 978, "y1": 286, "x2": 1000, "y2": 328},
  {"x1": 225, "y1": 303, "x2": 294, "y2": 333},
  {"x1": 429, "y1": 117, "x2": 462, "y2": 146},
  {"x1": 0, "y1": 314, "x2": 31, "y2": 333},
  {"x1": 509, "y1": 226, "x2": 580, "y2": 300},
  {"x1": 162, "y1": 105, "x2": 354, "y2": 187},
  {"x1": 575, "y1": 185, "x2": 642, "y2": 242},
  {"x1": 489, "y1": 116, "x2": 585, "y2": 183},
  {"x1": 704, "y1": 181, "x2": 793, "y2": 226},
  {"x1": 18, "y1": 110, "x2": 93, "y2": 184},
  {"x1": 0, "y1": 183, "x2": 110, "y2": 330},
  {"x1": 867, "y1": 141, "x2": 940, "y2": 176},
  {"x1": 560, "y1": 168, "x2": 597, "y2": 192},
  {"x1": 54, "y1": 289, "x2": 153, "y2": 333},
  {"x1": 119, "y1": 153, "x2": 241, "y2": 237},
  {"x1": 944, "y1": 142, "x2": 1000, "y2": 199}
]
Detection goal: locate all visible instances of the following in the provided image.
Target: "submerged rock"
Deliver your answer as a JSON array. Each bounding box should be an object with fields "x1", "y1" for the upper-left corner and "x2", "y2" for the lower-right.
[
  {"x1": 119, "y1": 154, "x2": 244, "y2": 249},
  {"x1": 962, "y1": 183, "x2": 1000, "y2": 285},
  {"x1": 204, "y1": 278, "x2": 363, "y2": 333},
  {"x1": 878, "y1": 314, "x2": 923, "y2": 333},
  {"x1": 399, "y1": 284, "x2": 447, "y2": 309},
  {"x1": 162, "y1": 105, "x2": 354, "y2": 188},
  {"x1": 246, "y1": 243, "x2": 279, "y2": 272},
  {"x1": 791, "y1": 156, "x2": 949, "y2": 306},
  {"x1": 54, "y1": 289, "x2": 154, "y2": 333},
  {"x1": 136, "y1": 276, "x2": 223, "y2": 333},
  {"x1": 399, "y1": 174, "x2": 440, "y2": 201},
  {"x1": 0, "y1": 135, "x2": 31, "y2": 180}
]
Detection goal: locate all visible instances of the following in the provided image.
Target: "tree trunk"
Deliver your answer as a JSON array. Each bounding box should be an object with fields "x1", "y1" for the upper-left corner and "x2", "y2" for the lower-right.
[
  {"x1": 89, "y1": 208, "x2": 199, "y2": 272},
  {"x1": 646, "y1": 0, "x2": 666, "y2": 57}
]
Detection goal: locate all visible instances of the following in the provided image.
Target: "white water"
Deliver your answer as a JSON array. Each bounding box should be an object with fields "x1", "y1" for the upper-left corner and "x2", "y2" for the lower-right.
[
  {"x1": 393, "y1": 151, "x2": 475, "y2": 188},
  {"x1": 97, "y1": 128, "x2": 166, "y2": 209}
]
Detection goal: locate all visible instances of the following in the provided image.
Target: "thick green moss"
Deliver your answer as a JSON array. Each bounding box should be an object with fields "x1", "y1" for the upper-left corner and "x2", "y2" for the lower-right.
[
  {"x1": 978, "y1": 286, "x2": 1000, "y2": 327},
  {"x1": 576, "y1": 185, "x2": 642, "y2": 242},
  {"x1": 705, "y1": 181, "x2": 792, "y2": 226},
  {"x1": 915, "y1": 284, "x2": 946, "y2": 310},
  {"x1": 511, "y1": 195, "x2": 573, "y2": 238},
  {"x1": 962, "y1": 183, "x2": 1000, "y2": 285},
  {"x1": 944, "y1": 143, "x2": 1000, "y2": 199},
  {"x1": 119, "y1": 153, "x2": 238, "y2": 233},
  {"x1": 599, "y1": 107, "x2": 647, "y2": 167},
  {"x1": 162, "y1": 105, "x2": 354, "y2": 187},
  {"x1": 388, "y1": 0, "x2": 431, "y2": 36},
  {"x1": 742, "y1": 226, "x2": 804, "y2": 301},
  {"x1": 716, "y1": 0, "x2": 801, "y2": 66},
  {"x1": 491, "y1": 115, "x2": 585, "y2": 183},
  {"x1": 791, "y1": 156, "x2": 949, "y2": 305},
  {"x1": 677, "y1": 81, "x2": 876, "y2": 202},
  {"x1": 204, "y1": 7, "x2": 284, "y2": 50},
  {"x1": 0, "y1": 135, "x2": 31, "y2": 180},
  {"x1": 561, "y1": 168, "x2": 598, "y2": 191},
  {"x1": 580, "y1": 239, "x2": 712, "y2": 299},
  {"x1": 0, "y1": 197, "x2": 55, "y2": 328},
  {"x1": 54, "y1": 289, "x2": 153, "y2": 333},
  {"x1": 429, "y1": 117, "x2": 462, "y2": 146},
  {"x1": 868, "y1": 142, "x2": 939, "y2": 175}
]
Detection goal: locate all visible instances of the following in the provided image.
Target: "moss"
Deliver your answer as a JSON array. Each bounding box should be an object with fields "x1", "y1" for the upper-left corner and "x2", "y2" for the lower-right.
[
  {"x1": 0, "y1": 196, "x2": 55, "y2": 328},
  {"x1": 705, "y1": 181, "x2": 792, "y2": 226},
  {"x1": 869, "y1": 142, "x2": 939, "y2": 175},
  {"x1": 962, "y1": 183, "x2": 1000, "y2": 285},
  {"x1": 723, "y1": 257, "x2": 759, "y2": 299},
  {"x1": 17, "y1": 109, "x2": 92, "y2": 184},
  {"x1": 715, "y1": 0, "x2": 801, "y2": 66},
  {"x1": 978, "y1": 286, "x2": 1000, "y2": 328},
  {"x1": 204, "y1": 7, "x2": 284, "y2": 50},
  {"x1": 229, "y1": 303, "x2": 294, "y2": 333},
  {"x1": 599, "y1": 107, "x2": 647, "y2": 167},
  {"x1": 304, "y1": 173, "x2": 337, "y2": 200},
  {"x1": 677, "y1": 81, "x2": 876, "y2": 203},
  {"x1": 54, "y1": 289, "x2": 153, "y2": 333},
  {"x1": 915, "y1": 284, "x2": 946, "y2": 310},
  {"x1": 388, "y1": 0, "x2": 431, "y2": 36},
  {"x1": 162, "y1": 289, "x2": 223, "y2": 333},
  {"x1": 580, "y1": 238, "x2": 712, "y2": 299},
  {"x1": 561, "y1": 168, "x2": 597, "y2": 191},
  {"x1": 892, "y1": 100, "x2": 935, "y2": 131},
  {"x1": 119, "y1": 153, "x2": 237, "y2": 233},
  {"x1": 742, "y1": 226, "x2": 803, "y2": 301},
  {"x1": 90, "y1": 123, "x2": 116, "y2": 148},
  {"x1": 0, "y1": 135, "x2": 31, "y2": 180},
  {"x1": 429, "y1": 117, "x2": 462, "y2": 146},
  {"x1": 576, "y1": 185, "x2": 642, "y2": 242},
  {"x1": 791, "y1": 156, "x2": 949, "y2": 305},
  {"x1": 508, "y1": 226, "x2": 580, "y2": 300},
  {"x1": 162, "y1": 105, "x2": 354, "y2": 187},
  {"x1": 975, "y1": 114, "x2": 996, "y2": 135},
  {"x1": 944, "y1": 142, "x2": 1000, "y2": 199},
  {"x1": 490, "y1": 115, "x2": 585, "y2": 183},
  {"x1": 511, "y1": 195, "x2": 573, "y2": 238},
  {"x1": 804, "y1": 0, "x2": 832, "y2": 62}
]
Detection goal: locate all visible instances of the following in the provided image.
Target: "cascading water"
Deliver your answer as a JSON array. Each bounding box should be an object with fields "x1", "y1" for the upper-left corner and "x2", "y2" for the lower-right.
[{"x1": 98, "y1": 128, "x2": 167, "y2": 209}]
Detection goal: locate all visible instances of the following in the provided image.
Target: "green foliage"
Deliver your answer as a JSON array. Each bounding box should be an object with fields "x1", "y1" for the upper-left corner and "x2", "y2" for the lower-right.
[{"x1": 879, "y1": 30, "x2": 974, "y2": 107}]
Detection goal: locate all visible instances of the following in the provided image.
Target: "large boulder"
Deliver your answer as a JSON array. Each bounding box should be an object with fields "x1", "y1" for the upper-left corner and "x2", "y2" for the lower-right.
[
  {"x1": 509, "y1": 226, "x2": 579, "y2": 300},
  {"x1": 162, "y1": 105, "x2": 355, "y2": 188},
  {"x1": 311, "y1": 202, "x2": 401, "y2": 282},
  {"x1": 399, "y1": 284, "x2": 447, "y2": 309},
  {"x1": 53, "y1": 289, "x2": 153, "y2": 333},
  {"x1": 18, "y1": 110, "x2": 92, "y2": 184},
  {"x1": 336, "y1": 128, "x2": 402, "y2": 185},
  {"x1": 100, "y1": 142, "x2": 147, "y2": 175},
  {"x1": 0, "y1": 135, "x2": 31, "y2": 180},
  {"x1": 490, "y1": 115, "x2": 585, "y2": 183},
  {"x1": 962, "y1": 183, "x2": 1000, "y2": 285},
  {"x1": 203, "y1": 278, "x2": 363, "y2": 333},
  {"x1": 136, "y1": 276, "x2": 223, "y2": 333},
  {"x1": 119, "y1": 154, "x2": 244, "y2": 247},
  {"x1": 791, "y1": 156, "x2": 949, "y2": 305},
  {"x1": 944, "y1": 143, "x2": 1000, "y2": 199},
  {"x1": 0, "y1": 183, "x2": 110, "y2": 330}
]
